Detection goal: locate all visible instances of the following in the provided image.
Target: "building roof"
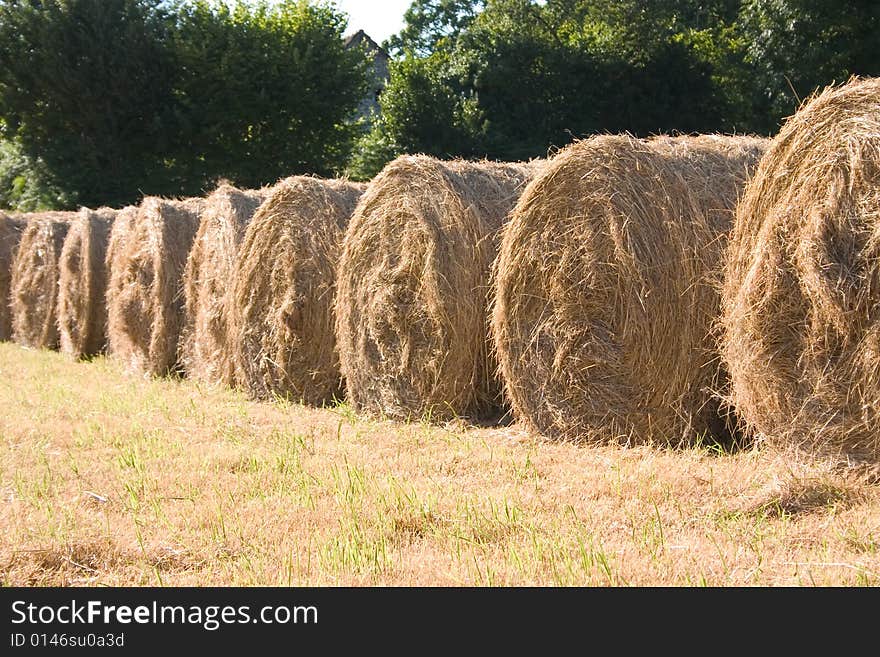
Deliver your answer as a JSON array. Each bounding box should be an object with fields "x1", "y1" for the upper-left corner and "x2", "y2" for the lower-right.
[{"x1": 344, "y1": 29, "x2": 389, "y2": 60}]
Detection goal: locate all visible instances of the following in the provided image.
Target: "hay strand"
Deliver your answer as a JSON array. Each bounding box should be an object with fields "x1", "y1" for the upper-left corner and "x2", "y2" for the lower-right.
[
  {"x1": 10, "y1": 211, "x2": 77, "y2": 349},
  {"x1": 491, "y1": 134, "x2": 767, "y2": 446},
  {"x1": 230, "y1": 176, "x2": 365, "y2": 404},
  {"x1": 57, "y1": 206, "x2": 123, "y2": 359},
  {"x1": 180, "y1": 183, "x2": 270, "y2": 386},
  {"x1": 0, "y1": 212, "x2": 27, "y2": 341},
  {"x1": 335, "y1": 155, "x2": 539, "y2": 421},
  {"x1": 721, "y1": 76, "x2": 880, "y2": 462},
  {"x1": 106, "y1": 197, "x2": 203, "y2": 376}
]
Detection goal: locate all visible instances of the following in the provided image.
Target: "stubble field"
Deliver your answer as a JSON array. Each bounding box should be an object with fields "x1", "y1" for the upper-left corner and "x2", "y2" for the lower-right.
[{"x1": 2, "y1": 342, "x2": 879, "y2": 586}]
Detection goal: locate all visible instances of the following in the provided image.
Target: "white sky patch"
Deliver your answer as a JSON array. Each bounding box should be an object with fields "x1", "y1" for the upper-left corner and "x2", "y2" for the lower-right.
[{"x1": 332, "y1": 0, "x2": 410, "y2": 45}]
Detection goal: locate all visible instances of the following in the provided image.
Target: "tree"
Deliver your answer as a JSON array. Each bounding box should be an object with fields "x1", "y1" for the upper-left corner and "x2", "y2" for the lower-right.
[
  {"x1": 0, "y1": 0, "x2": 180, "y2": 208},
  {"x1": 0, "y1": 0, "x2": 370, "y2": 207},
  {"x1": 385, "y1": 0, "x2": 484, "y2": 56},
  {"x1": 170, "y1": 0, "x2": 371, "y2": 191},
  {"x1": 366, "y1": 0, "x2": 735, "y2": 170},
  {"x1": 738, "y1": 0, "x2": 880, "y2": 130},
  {"x1": 345, "y1": 123, "x2": 400, "y2": 181},
  {"x1": 0, "y1": 137, "x2": 71, "y2": 211},
  {"x1": 454, "y1": 0, "x2": 602, "y2": 159},
  {"x1": 357, "y1": 0, "x2": 880, "y2": 173}
]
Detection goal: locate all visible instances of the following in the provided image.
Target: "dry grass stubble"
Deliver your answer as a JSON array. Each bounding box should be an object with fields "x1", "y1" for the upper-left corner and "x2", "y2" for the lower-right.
[{"x1": 1, "y1": 342, "x2": 879, "y2": 586}]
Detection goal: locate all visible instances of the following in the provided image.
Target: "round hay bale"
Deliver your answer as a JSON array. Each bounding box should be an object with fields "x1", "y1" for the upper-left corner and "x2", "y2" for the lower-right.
[
  {"x1": 57, "y1": 206, "x2": 126, "y2": 359},
  {"x1": 106, "y1": 197, "x2": 204, "y2": 376},
  {"x1": 0, "y1": 212, "x2": 27, "y2": 341},
  {"x1": 180, "y1": 183, "x2": 271, "y2": 386},
  {"x1": 491, "y1": 134, "x2": 768, "y2": 446},
  {"x1": 721, "y1": 77, "x2": 880, "y2": 462},
  {"x1": 104, "y1": 201, "x2": 139, "y2": 283},
  {"x1": 230, "y1": 176, "x2": 365, "y2": 404},
  {"x1": 10, "y1": 211, "x2": 77, "y2": 349},
  {"x1": 335, "y1": 155, "x2": 539, "y2": 421}
]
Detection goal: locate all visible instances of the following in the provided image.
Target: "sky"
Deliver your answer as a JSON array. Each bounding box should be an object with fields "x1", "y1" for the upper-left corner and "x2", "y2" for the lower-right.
[{"x1": 331, "y1": 0, "x2": 411, "y2": 45}]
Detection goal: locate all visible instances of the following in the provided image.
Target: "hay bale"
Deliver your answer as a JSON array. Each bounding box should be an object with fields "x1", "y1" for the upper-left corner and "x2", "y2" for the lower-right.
[
  {"x1": 230, "y1": 176, "x2": 365, "y2": 403},
  {"x1": 180, "y1": 183, "x2": 270, "y2": 386},
  {"x1": 721, "y1": 77, "x2": 880, "y2": 462},
  {"x1": 491, "y1": 134, "x2": 768, "y2": 446},
  {"x1": 104, "y1": 201, "x2": 138, "y2": 279},
  {"x1": 335, "y1": 155, "x2": 539, "y2": 421},
  {"x1": 57, "y1": 206, "x2": 126, "y2": 359},
  {"x1": 10, "y1": 211, "x2": 77, "y2": 349},
  {"x1": 106, "y1": 197, "x2": 203, "y2": 376},
  {"x1": 0, "y1": 212, "x2": 27, "y2": 341}
]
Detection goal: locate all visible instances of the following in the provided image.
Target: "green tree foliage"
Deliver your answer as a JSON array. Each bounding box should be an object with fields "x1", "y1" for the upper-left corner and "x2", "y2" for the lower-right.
[
  {"x1": 171, "y1": 0, "x2": 371, "y2": 190},
  {"x1": 344, "y1": 52, "x2": 482, "y2": 180},
  {"x1": 0, "y1": 0, "x2": 180, "y2": 208},
  {"x1": 0, "y1": 137, "x2": 71, "y2": 211},
  {"x1": 385, "y1": 0, "x2": 483, "y2": 56},
  {"x1": 360, "y1": 0, "x2": 747, "y2": 170},
  {"x1": 458, "y1": 0, "x2": 728, "y2": 158},
  {"x1": 0, "y1": 0, "x2": 369, "y2": 208},
  {"x1": 376, "y1": 54, "x2": 481, "y2": 156},
  {"x1": 345, "y1": 123, "x2": 400, "y2": 181},
  {"x1": 738, "y1": 0, "x2": 880, "y2": 129},
  {"x1": 2, "y1": 0, "x2": 876, "y2": 199}
]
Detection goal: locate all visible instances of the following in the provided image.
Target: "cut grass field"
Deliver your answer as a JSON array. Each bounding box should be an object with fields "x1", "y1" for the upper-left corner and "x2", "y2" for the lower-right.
[{"x1": 1, "y1": 341, "x2": 879, "y2": 586}]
